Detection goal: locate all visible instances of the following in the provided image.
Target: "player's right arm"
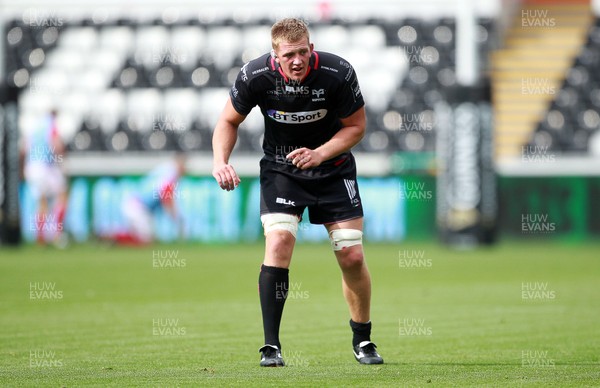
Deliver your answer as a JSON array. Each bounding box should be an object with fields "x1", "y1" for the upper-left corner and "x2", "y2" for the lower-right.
[{"x1": 212, "y1": 97, "x2": 246, "y2": 191}]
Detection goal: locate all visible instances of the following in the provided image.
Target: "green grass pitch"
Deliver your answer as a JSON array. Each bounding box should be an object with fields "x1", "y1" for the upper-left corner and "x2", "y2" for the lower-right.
[{"x1": 1, "y1": 240, "x2": 599, "y2": 387}]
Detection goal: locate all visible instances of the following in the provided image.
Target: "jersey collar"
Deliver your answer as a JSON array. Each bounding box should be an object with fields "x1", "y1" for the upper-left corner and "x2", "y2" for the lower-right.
[{"x1": 270, "y1": 51, "x2": 320, "y2": 83}]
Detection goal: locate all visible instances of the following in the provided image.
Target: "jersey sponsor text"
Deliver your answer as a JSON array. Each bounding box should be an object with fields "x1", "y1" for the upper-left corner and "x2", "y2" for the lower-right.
[{"x1": 267, "y1": 109, "x2": 327, "y2": 124}]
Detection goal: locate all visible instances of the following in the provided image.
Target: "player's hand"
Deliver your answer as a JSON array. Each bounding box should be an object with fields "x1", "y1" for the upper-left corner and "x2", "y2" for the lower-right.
[
  {"x1": 212, "y1": 163, "x2": 241, "y2": 191},
  {"x1": 286, "y1": 148, "x2": 324, "y2": 170}
]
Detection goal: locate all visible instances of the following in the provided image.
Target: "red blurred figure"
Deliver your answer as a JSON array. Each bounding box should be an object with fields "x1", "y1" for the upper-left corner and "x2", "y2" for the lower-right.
[{"x1": 21, "y1": 110, "x2": 68, "y2": 247}]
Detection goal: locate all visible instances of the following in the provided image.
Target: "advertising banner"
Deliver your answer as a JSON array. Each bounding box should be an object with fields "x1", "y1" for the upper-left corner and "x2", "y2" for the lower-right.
[
  {"x1": 20, "y1": 177, "x2": 409, "y2": 243},
  {"x1": 435, "y1": 83, "x2": 498, "y2": 247},
  {"x1": 499, "y1": 176, "x2": 600, "y2": 240},
  {"x1": 0, "y1": 85, "x2": 21, "y2": 245}
]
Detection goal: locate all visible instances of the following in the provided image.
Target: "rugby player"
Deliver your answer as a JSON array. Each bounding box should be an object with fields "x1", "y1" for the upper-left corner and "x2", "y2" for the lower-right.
[
  {"x1": 22, "y1": 110, "x2": 68, "y2": 246},
  {"x1": 109, "y1": 154, "x2": 186, "y2": 245},
  {"x1": 212, "y1": 18, "x2": 383, "y2": 366}
]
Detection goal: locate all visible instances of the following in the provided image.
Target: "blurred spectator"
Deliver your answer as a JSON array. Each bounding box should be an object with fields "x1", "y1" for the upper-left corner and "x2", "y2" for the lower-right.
[{"x1": 21, "y1": 110, "x2": 68, "y2": 246}]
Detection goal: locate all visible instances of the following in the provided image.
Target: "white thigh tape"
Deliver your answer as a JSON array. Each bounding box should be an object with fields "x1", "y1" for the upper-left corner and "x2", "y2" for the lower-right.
[
  {"x1": 261, "y1": 213, "x2": 299, "y2": 238},
  {"x1": 329, "y1": 229, "x2": 363, "y2": 251}
]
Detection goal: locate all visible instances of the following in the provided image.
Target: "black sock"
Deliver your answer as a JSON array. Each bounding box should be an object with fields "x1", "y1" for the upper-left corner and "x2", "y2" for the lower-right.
[
  {"x1": 258, "y1": 264, "x2": 289, "y2": 349},
  {"x1": 350, "y1": 319, "x2": 372, "y2": 347}
]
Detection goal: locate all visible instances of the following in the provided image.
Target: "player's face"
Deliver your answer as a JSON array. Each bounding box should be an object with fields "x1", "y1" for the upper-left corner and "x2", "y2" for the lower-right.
[{"x1": 274, "y1": 39, "x2": 313, "y2": 82}]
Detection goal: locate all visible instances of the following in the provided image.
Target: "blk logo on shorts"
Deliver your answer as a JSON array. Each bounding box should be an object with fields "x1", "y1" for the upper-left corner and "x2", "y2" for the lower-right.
[
  {"x1": 276, "y1": 197, "x2": 296, "y2": 206},
  {"x1": 344, "y1": 179, "x2": 360, "y2": 207}
]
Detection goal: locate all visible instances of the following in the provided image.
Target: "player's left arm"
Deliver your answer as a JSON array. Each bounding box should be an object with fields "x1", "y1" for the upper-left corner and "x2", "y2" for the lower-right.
[
  {"x1": 287, "y1": 106, "x2": 366, "y2": 170},
  {"x1": 159, "y1": 182, "x2": 179, "y2": 219},
  {"x1": 50, "y1": 120, "x2": 66, "y2": 158}
]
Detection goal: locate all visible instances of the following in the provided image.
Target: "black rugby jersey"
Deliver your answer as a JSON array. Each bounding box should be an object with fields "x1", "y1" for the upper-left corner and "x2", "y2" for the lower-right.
[{"x1": 229, "y1": 51, "x2": 364, "y2": 163}]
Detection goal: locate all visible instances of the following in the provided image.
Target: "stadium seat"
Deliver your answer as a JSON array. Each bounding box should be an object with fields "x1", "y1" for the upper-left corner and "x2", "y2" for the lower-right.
[
  {"x1": 241, "y1": 25, "x2": 271, "y2": 54},
  {"x1": 92, "y1": 89, "x2": 125, "y2": 134},
  {"x1": 313, "y1": 25, "x2": 349, "y2": 52},
  {"x1": 363, "y1": 130, "x2": 392, "y2": 152},
  {"x1": 134, "y1": 25, "x2": 171, "y2": 69},
  {"x1": 58, "y1": 26, "x2": 98, "y2": 51},
  {"x1": 105, "y1": 129, "x2": 136, "y2": 151},
  {"x1": 529, "y1": 128, "x2": 557, "y2": 150},
  {"x1": 148, "y1": 64, "x2": 183, "y2": 88},
  {"x1": 205, "y1": 26, "x2": 243, "y2": 71},
  {"x1": 589, "y1": 88, "x2": 600, "y2": 108},
  {"x1": 175, "y1": 128, "x2": 202, "y2": 151},
  {"x1": 88, "y1": 48, "x2": 126, "y2": 81},
  {"x1": 115, "y1": 65, "x2": 142, "y2": 88},
  {"x1": 397, "y1": 24, "x2": 419, "y2": 45},
  {"x1": 99, "y1": 26, "x2": 134, "y2": 55},
  {"x1": 588, "y1": 128, "x2": 600, "y2": 155},
  {"x1": 349, "y1": 25, "x2": 386, "y2": 50},
  {"x1": 70, "y1": 126, "x2": 101, "y2": 151},
  {"x1": 397, "y1": 130, "x2": 427, "y2": 152},
  {"x1": 577, "y1": 109, "x2": 600, "y2": 131},
  {"x1": 186, "y1": 63, "x2": 214, "y2": 87},
  {"x1": 433, "y1": 24, "x2": 454, "y2": 47}
]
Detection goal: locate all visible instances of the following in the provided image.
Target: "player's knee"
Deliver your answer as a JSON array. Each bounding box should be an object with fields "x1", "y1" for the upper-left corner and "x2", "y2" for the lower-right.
[
  {"x1": 329, "y1": 229, "x2": 364, "y2": 269},
  {"x1": 264, "y1": 230, "x2": 295, "y2": 267},
  {"x1": 261, "y1": 213, "x2": 299, "y2": 238},
  {"x1": 266, "y1": 229, "x2": 296, "y2": 251},
  {"x1": 337, "y1": 247, "x2": 365, "y2": 271}
]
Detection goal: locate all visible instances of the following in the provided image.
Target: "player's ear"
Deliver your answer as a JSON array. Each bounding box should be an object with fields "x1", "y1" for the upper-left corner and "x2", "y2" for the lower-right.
[
  {"x1": 271, "y1": 49, "x2": 279, "y2": 63},
  {"x1": 309, "y1": 42, "x2": 314, "y2": 52}
]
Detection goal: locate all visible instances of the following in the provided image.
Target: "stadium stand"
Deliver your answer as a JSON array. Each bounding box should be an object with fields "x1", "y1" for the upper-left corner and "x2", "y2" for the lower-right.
[
  {"x1": 501, "y1": 3, "x2": 600, "y2": 157},
  {"x1": 4, "y1": 15, "x2": 497, "y2": 155},
  {"x1": 527, "y1": 15, "x2": 600, "y2": 154}
]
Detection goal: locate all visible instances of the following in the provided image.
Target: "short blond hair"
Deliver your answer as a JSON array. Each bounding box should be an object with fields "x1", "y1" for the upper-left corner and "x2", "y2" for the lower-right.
[{"x1": 271, "y1": 18, "x2": 310, "y2": 50}]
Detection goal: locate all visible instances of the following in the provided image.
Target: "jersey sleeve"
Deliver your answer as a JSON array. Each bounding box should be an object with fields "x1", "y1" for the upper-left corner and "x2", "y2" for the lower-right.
[
  {"x1": 229, "y1": 63, "x2": 257, "y2": 116},
  {"x1": 335, "y1": 64, "x2": 365, "y2": 118}
]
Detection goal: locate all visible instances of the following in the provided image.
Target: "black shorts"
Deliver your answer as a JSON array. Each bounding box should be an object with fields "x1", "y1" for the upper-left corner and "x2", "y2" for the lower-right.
[{"x1": 259, "y1": 153, "x2": 363, "y2": 224}]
